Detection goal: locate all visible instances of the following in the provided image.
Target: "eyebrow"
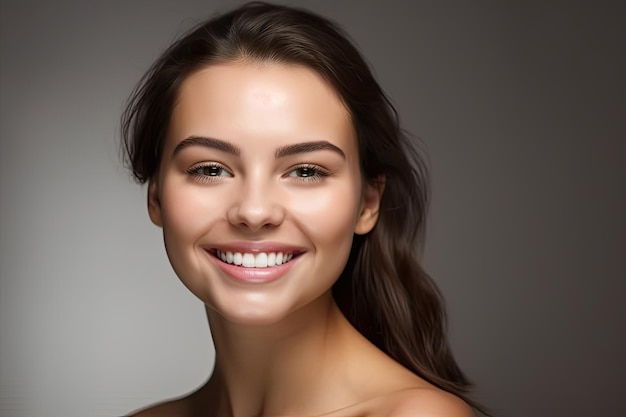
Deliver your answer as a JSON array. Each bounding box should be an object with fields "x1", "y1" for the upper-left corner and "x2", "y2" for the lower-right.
[
  {"x1": 172, "y1": 136, "x2": 241, "y2": 158},
  {"x1": 172, "y1": 136, "x2": 345, "y2": 160},
  {"x1": 275, "y1": 141, "x2": 345, "y2": 159}
]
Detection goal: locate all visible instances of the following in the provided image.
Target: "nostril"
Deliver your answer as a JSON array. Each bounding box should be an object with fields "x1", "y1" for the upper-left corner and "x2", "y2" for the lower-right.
[{"x1": 226, "y1": 203, "x2": 285, "y2": 230}]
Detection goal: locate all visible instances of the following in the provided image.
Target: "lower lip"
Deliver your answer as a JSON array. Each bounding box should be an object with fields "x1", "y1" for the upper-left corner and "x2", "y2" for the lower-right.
[{"x1": 206, "y1": 250, "x2": 299, "y2": 284}]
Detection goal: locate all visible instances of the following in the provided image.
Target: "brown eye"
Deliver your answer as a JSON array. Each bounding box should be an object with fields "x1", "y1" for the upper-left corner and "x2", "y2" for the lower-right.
[
  {"x1": 186, "y1": 163, "x2": 232, "y2": 181},
  {"x1": 296, "y1": 167, "x2": 314, "y2": 177},
  {"x1": 286, "y1": 164, "x2": 330, "y2": 183},
  {"x1": 202, "y1": 166, "x2": 223, "y2": 176}
]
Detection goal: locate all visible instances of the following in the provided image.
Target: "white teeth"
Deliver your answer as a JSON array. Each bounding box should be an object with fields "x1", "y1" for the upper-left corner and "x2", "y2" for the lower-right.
[
  {"x1": 242, "y1": 253, "x2": 255, "y2": 267},
  {"x1": 255, "y1": 253, "x2": 268, "y2": 268},
  {"x1": 215, "y1": 250, "x2": 295, "y2": 268}
]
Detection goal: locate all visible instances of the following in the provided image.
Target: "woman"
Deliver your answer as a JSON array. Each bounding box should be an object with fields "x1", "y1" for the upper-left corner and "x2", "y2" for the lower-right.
[{"x1": 121, "y1": 2, "x2": 486, "y2": 416}]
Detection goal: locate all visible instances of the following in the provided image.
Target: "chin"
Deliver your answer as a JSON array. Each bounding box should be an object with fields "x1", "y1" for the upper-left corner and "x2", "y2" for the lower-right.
[
  {"x1": 202, "y1": 286, "x2": 333, "y2": 328},
  {"x1": 207, "y1": 302, "x2": 301, "y2": 327}
]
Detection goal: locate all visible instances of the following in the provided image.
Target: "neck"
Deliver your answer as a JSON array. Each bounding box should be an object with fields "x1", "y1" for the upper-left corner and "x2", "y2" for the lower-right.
[{"x1": 202, "y1": 292, "x2": 350, "y2": 416}]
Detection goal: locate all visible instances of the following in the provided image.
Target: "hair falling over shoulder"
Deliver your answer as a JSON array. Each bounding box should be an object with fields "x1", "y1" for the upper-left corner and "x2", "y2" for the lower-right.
[{"x1": 121, "y1": 2, "x2": 488, "y2": 414}]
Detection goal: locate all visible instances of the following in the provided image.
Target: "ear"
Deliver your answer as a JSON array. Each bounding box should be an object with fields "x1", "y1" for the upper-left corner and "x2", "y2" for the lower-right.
[
  {"x1": 354, "y1": 176, "x2": 385, "y2": 235},
  {"x1": 147, "y1": 176, "x2": 163, "y2": 228}
]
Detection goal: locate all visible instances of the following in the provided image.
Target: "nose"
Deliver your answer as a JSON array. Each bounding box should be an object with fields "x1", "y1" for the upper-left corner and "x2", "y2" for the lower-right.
[{"x1": 226, "y1": 178, "x2": 285, "y2": 231}]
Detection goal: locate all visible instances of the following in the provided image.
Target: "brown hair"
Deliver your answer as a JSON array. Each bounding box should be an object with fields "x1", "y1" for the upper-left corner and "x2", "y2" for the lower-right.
[{"x1": 121, "y1": 2, "x2": 487, "y2": 414}]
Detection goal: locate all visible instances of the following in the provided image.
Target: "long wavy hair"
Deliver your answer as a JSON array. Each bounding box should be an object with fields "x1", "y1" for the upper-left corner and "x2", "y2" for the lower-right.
[{"x1": 121, "y1": 2, "x2": 486, "y2": 414}]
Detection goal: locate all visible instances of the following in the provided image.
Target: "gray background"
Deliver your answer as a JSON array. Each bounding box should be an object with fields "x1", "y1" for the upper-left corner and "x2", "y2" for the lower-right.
[{"x1": 1, "y1": 1, "x2": 624, "y2": 416}]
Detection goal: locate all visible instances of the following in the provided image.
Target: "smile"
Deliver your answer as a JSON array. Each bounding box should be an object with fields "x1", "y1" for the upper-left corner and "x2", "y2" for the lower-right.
[
  {"x1": 207, "y1": 246, "x2": 304, "y2": 284},
  {"x1": 215, "y1": 250, "x2": 296, "y2": 268}
]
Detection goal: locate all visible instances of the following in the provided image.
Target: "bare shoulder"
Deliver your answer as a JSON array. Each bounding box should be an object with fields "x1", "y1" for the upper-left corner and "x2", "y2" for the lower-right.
[{"x1": 385, "y1": 387, "x2": 475, "y2": 417}]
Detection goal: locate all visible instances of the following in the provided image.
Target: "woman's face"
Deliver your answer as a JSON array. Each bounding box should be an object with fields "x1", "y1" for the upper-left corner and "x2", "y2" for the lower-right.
[{"x1": 148, "y1": 63, "x2": 381, "y2": 325}]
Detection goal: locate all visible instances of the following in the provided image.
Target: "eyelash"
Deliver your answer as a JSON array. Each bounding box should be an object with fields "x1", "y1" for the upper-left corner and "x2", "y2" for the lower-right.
[
  {"x1": 185, "y1": 162, "x2": 331, "y2": 183},
  {"x1": 186, "y1": 162, "x2": 232, "y2": 183},
  {"x1": 285, "y1": 164, "x2": 331, "y2": 183}
]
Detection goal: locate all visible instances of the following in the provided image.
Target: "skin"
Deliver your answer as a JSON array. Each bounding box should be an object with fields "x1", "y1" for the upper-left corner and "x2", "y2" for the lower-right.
[{"x1": 130, "y1": 63, "x2": 473, "y2": 417}]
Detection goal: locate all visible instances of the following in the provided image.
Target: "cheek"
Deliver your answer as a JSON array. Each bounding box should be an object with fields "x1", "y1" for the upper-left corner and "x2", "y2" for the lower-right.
[
  {"x1": 158, "y1": 181, "x2": 224, "y2": 276},
  {"x1": 288, "y1": 181, "x2": 361, "y2": 247},
  {"x1": 160, "y1": 181, "x2": 219, "y2": 236},
  {"x1": 158, "y1": 180, "x2": 225, "y2": 294}
]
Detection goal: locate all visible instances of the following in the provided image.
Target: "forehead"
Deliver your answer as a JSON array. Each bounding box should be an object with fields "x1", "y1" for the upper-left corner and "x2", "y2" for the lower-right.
[{"x1": 166, "y1": 63, "x2": 355, "y2": 150}]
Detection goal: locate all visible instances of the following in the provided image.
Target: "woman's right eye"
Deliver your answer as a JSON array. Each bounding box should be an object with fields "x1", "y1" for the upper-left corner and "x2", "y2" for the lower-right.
[{"x1": 186, "y1": 163, "x2": 232, "y2": 182}]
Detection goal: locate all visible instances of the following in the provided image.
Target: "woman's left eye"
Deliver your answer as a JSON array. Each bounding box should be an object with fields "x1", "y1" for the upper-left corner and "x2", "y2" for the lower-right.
[{"x1": 286, "y1": 165, "x2": 330, "y2": 182}]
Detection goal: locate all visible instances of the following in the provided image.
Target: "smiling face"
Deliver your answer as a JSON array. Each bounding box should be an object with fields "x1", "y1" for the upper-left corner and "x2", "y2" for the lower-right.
[{"x1": 148, "y1": 63, "x2": 382, "y2": 325}]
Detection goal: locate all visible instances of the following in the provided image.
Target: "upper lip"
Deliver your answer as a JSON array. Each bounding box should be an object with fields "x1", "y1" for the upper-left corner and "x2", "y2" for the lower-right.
[{"x1": 205, "y1": 241, "x2": 307, "y2": 254}]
